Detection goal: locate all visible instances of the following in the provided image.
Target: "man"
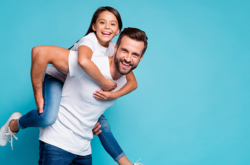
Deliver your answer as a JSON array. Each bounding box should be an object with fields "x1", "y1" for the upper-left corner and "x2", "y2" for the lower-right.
[{"x1": 0, "y1": 28, "x2": 147, "y2": 165}]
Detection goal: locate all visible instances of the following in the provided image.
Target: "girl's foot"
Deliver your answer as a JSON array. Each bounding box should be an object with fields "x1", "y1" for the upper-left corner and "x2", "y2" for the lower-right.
[{"x1": 0, "y1": 112, "x2": 22, "y2": 150}]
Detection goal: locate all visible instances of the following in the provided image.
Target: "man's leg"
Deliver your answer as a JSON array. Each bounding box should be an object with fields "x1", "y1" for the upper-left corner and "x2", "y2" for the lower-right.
[
  {"x1": 70, "y1": 154, "x2": 92, "y2": 165},
  {"x1": 39, "y1": 141, "x2": 75, "y2": 165},
  {"x1": 97, "y1": 115, "x2": 133, "y2": 165}
]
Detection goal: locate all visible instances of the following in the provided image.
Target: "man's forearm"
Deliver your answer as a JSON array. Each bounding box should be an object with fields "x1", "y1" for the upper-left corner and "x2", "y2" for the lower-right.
[{"x1": 31, "y1": 47, "x2": 48, "y2": 98}]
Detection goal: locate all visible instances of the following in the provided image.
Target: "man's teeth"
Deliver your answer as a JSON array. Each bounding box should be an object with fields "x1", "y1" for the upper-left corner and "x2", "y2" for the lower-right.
[{"x1": 122, "y1": 62, "x2": 130, "y2": 66}]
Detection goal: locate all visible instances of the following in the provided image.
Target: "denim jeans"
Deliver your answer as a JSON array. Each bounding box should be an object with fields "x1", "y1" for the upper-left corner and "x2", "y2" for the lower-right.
[
  {"x1": 39, "y1": 141, "x2": 92, "y2": 165},
  {"x1": 17, "y1": 74, "x2": 124, "y2": 161}
]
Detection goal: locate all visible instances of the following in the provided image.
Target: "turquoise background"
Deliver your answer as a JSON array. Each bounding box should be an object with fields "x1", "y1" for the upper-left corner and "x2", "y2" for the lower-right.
[{"x1": 0, "y1": 0, "x2": 249, "y2": 164}]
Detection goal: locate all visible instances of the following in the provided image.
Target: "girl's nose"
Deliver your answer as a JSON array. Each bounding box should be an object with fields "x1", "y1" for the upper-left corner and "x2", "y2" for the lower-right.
[{"x1": 105, "y1": 24, "x2": 110, "y2": 29}]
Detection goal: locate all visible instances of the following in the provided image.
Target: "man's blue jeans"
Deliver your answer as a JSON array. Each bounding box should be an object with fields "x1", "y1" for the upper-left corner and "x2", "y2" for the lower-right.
[
  {"x1": 17, "y1": 74, "x2": 125, "y2": 161},
  {"x1": 39, "y1": 141, "x2": 92, "y2": 165}
]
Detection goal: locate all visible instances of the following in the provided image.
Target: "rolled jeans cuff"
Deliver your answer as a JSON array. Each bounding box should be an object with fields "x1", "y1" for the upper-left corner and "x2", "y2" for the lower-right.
[
  {"x1": 114, "y1": 152, "x2": 125, "y2": 162},
  {"x1": 17, "y1": 118, "x2": 25, "y2": 129}
]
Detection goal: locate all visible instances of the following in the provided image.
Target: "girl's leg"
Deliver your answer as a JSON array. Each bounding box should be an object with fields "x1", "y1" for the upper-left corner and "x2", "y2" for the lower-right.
[
  {"x1": 17, "y1": 74, "x2": 63, "y2": 129},
  {"x1": 98, "y1": 115, "x2": 132, "y2": 165}
]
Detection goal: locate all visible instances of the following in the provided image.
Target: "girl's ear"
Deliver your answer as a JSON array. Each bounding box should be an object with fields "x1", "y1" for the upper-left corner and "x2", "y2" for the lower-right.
[
  {"x1": 92, "y1": 23, "x2": 96, "y2": 32},
  {"x1": 115, "y1": 29, "x2": 120, "y2": 35}
]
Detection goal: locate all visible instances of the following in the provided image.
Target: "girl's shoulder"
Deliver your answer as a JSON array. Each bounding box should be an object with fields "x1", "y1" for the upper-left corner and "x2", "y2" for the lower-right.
[
  {"x1": 74, "y1": 32, "x2": 97, "y2": 51},
  {"x1": 109, "y1": 40, "x2": 115, "y2": 47},
  {"x1": 79, "y1": 32, "x2": 97, "y2": 44},
  {"x1": 106, "y1": 41, "x2": 115, "y2": 57}
]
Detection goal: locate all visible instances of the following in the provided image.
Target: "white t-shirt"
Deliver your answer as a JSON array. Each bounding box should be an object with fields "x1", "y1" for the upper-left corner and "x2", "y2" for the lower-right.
[
  {"x1": 39, "y1": 51, "x2": 127, "y2": 155},
  {"x1": 46, "y1": 32, "x2": 115, "y2": 82}
]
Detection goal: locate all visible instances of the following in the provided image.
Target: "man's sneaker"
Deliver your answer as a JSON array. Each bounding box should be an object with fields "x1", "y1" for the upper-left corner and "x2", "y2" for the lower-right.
[
  {"x1": 134, "y1": 158, "x2": 144, "y2": 165},
  {"x1": 0, "y1": 112, "x2": 22, "y2": 150}
]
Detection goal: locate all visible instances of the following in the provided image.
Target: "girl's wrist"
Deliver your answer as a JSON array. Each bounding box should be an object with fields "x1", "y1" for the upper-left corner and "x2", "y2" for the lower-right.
[{"x1": 112, "y1": 92, "x2": 119, "y2": 99}]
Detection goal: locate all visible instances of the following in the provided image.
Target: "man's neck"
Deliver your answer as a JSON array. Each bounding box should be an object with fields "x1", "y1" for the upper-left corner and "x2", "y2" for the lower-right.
[{"x1": 109, "y1": 56, "x2": 123, "y2": 81}]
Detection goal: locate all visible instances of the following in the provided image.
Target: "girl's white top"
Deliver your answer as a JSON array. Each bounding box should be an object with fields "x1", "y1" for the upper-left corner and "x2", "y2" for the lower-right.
[{"x1": 45, "y1": 32, "x2": 115, "y2": 82}]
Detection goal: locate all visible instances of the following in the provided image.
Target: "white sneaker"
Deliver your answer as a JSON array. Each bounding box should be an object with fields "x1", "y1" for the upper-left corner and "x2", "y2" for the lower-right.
[
  {"x1": 0, "y1": 112, "x2": 22, "y2": 150},
  {"x1": 134, "y1": 158, "x2": 144, "y2": 165}
]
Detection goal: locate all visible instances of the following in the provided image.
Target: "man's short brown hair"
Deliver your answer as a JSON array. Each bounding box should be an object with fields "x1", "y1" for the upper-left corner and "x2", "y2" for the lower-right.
[{"x1": 116, "y1": 27, "x2": 148, "y2": 56}]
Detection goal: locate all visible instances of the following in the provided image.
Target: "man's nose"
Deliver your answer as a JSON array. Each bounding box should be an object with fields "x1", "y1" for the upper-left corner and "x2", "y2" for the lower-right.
[{"x1": 124, "y1": 54, "x2": 132, "y2": 63}]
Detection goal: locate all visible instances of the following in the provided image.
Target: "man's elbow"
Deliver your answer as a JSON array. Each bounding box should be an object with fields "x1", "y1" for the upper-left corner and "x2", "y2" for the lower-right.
[
  {"x1": 134, "y1": 83, "x2": 138, "y2": 90},
  {"x1": 31, "y1": 46, "x2": 44, "y2": 60},
  {"x1": 132, "y1": 81, "x2": 138, "y2": 90},
  {"x1": 32, "y1": 46, "x2": 50, "y2": 63}
]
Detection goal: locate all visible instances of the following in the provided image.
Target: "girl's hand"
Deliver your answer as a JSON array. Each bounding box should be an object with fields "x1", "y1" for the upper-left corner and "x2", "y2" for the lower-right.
[{"x1": 93, "y1": 90, "x2": 116, "y2": 101}]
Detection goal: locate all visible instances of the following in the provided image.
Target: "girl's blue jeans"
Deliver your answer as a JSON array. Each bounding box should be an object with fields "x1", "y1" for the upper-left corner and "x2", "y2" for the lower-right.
[{"x1": 17, "y1": 74, "x2": 125, "y2": 162}]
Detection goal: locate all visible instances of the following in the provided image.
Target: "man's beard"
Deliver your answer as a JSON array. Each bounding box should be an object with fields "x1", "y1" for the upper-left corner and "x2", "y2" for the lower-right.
[{"x1": 114, "y1": 51, "x2": 138, "y2": 75}]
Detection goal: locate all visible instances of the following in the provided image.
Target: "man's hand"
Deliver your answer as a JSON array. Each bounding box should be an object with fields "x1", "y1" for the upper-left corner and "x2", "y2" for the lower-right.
[
  {"x1": 100, "y1": 78, "x2": 117, "y2": 91},
  {"x1": 93, "y1": 90, "x2": 116, "y2": 101},
  {"x1": 92, "y1": 122, "x2": 102, "y2": 135},
  {"x1": 35, "y1": 94, "x2": 44, "y2": 114}
]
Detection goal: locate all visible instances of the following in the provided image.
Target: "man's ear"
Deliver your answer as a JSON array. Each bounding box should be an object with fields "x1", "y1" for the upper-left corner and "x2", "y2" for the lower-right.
[
  {"x1": 114, "y1": 44, "x2": 117, "y2": 52},
  {"x1": 139, "y1": 55, "x2": 144, "y2": 61},
  {"x1": 92, "y1": 23, "x2": 96, "y2": 32}
]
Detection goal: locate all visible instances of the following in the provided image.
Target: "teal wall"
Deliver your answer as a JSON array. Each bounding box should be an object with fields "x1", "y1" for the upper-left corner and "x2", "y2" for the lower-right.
[{"x1": 0, "y1": 0, "x2": 249, "y2": 164}]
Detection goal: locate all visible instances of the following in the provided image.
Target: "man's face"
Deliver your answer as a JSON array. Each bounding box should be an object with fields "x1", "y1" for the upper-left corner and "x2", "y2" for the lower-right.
[{"x1": 114, "y1": 36, "x2": 144, "y2": 75}]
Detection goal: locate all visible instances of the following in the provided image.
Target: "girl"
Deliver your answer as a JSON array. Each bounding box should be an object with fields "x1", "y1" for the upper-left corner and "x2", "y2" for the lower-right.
[{"x1": 0, "y1": 6, "x2": 142, "y2": 165}]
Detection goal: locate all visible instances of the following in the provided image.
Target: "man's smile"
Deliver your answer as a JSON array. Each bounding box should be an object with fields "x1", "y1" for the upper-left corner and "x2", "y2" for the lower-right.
[{"x1": 120, "y1": 61, "x2": 131, "y2": 69}]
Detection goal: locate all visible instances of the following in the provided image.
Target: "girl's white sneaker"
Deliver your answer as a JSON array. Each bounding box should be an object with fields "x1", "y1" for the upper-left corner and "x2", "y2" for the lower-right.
[
  {"x1": 0, "y1": 112, "x2": 22, "y2": 150},
  {"x1": 134, "y1": 158, "x2": 144, "y2": 165}
]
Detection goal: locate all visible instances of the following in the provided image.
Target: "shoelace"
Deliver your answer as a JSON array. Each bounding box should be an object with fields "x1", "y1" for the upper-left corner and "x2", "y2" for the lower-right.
[
  {"x1": 4, "y1": 127, "x2": 18, "y2": 150},
  {"x1": 134, "y1": 158, "x2": 144, "y2": 165}
]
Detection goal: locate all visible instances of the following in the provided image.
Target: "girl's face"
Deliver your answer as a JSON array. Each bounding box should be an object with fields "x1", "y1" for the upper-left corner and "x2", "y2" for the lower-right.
[{"x1": 92, "y1": 11, "x2": 120, "y2": 47}]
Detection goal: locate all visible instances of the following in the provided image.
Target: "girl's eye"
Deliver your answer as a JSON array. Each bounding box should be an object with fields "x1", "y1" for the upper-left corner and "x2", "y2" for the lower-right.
[
  {"x1": 111, "y1": 24, "x2": 115, "y2": 26},
  {"x1": 100, "y1": 22, "x2": 104, "y2": 24}
]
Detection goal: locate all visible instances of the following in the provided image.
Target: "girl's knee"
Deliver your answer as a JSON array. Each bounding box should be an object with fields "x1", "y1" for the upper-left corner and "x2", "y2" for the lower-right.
[
  {"x1": 39, "y1": 115, "x2": 57, "y2": 127},
  {"x1": 98, "y1": 115, "x2": 111, "y2": 132}
]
